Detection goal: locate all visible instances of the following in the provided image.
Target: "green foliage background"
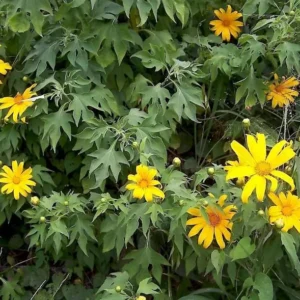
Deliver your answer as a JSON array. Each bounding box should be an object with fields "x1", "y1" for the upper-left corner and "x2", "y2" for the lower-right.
[{"x1": 1, "y1": 0, "x2": 300, "y2": 299}]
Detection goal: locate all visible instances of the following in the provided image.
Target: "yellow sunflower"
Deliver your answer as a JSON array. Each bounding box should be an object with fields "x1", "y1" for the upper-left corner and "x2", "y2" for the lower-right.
[
  {"x1": 126, "y1": 164, "x2": 165, "y2": 202},
  {"x1": 267, "y1": 74, "x2": 299, "y2": 108},
  {"x1": 0, "y1": 161, "x2": 36, "y2": 200},
  {"x1": 186, "y1": 194, "x2": 236, "y2": 249},
  {"x1": 210, "y1": 5, "x2": 243, "y2": 41},
  {"x1": 0, "y1": 84, "x2": 37, "y2": 123},
  {"x1": 0, "y1": 59, "x2": 12, "y2": 75},
  {"x1": 268, "y1": 192, "x2": 300, "y2": 232},
  {"x1": 225, "y1": 133, "x2": 295, "y2": 203}
]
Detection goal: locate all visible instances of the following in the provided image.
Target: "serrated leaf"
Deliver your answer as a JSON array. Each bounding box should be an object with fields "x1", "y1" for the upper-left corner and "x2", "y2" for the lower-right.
[
  {"x1": 137, "y1": 278, "x2": 160, "y2": 295},
  {"x1": 243, "y1": 0, "x2": 273, "y2": 21},
  {"x1": 229, "y1": 237, "x2": 256, "y2": 261},
  {"x1": 275, "y1": 42, "x2": 300, "y2": 74},
  {"x1": 7, "y1": 12, "x2": 30, "y2": 32}
]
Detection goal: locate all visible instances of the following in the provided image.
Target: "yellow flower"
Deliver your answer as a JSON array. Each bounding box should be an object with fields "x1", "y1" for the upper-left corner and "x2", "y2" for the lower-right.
[
  {"x1": 186, "y1": 195, "x2": 236, "y2": 249},
  {"x1": 126, "y1": 165, "x2": 165, "y2": 202},
  {"x1": 0, "y1": 84, "x2": 37, "y2": 122},
  {"x1": 225, "y1": 133, "x2": 295, "y2": 203},
  {"x1": 267, "y1": 74, "x2": 299, "y2": 108},
  {"x1": 268, "y1": 192, "x2": 300, "y2": 232},
  {"x1": 209, "y1": 5, "x2": 243, "y2": 41},
  {"x1": 0, "y1": 161, "x2": 36, "y2": 200},
  {"x1": 0, "y1": 59, "x2": 12, "y2": 75}
]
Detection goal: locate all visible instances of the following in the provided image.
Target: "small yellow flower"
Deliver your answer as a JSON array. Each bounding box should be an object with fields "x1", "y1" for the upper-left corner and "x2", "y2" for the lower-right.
[
  {"x1": 268, "y1": 192, "x2": 300, "y2": 232},
  {"x1": 126, "y1": 165, "x2": 165, "y2": 202},
  {"x1": 186, "y1": 194, "x2": 236, "y2": 249},
  {"x1": 210, "y1": 5, "x2": 243, "y2": 41},
  {"x1": 0, "y1": 59, "x2": 12, "y2": 75},
  {"x1": 0, "y1": 84, "x2": 37, "y2": 122},
  {"x1": 225, "y1": 133, "x2": 295, "y2": 203},
  {"x1": 267, "y1": 74, "x2": 299, "y2": 108},
  {"x1": 0, "y1": 161, "x2": 36, "y2": 200}
]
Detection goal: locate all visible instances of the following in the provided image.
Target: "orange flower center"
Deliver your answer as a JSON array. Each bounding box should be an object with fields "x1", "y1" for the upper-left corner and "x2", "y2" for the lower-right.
[
  {"x1": 208, "y1": 213, "x2": 221, "y2": 226},
  {"x1": 12, "y1": 176, "x2": 21, "y2": 184},
  {"x1": 282, "y1": 206, "x2": 293, "y2": 216},
  {"x1": 14, "y1": 94, "x2": 24, "y2": 105},
  {"x1": 255, "y1": 161, "x2": 271, "y2": 176},
  {"x1": 222, "y1": 20, "x2": 231, "y2": 27},
  {"x1": 139, "y1": 179, "x2": 149, "y2": 188},
  {"x1": 275, "y1": 84, "x2": 284, "y2": 93}
]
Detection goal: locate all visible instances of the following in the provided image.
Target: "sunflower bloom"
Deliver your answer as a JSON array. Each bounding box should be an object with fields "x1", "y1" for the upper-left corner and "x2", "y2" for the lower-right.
[
  {"x1": 0, "y1": 59, "x2": 12, "y2": 75},
  {"x1": 0, "y1": 161, "x2": 36, "y2": 200},
  {"x1": 268, "y1": 192, "x2": 300, "y2": 232},
  {"x1": 186, "y1": 194, "x2": 236, "y2": 249},
  {"x1": 225, "y1": 133, "x2": 295, "y2": 203},
  {"x1": 209, "y1": 5, "x2": 243, "y2": 42},
  {"x1": 267, "y1": 74, "x2": 299, "y2": 108},
  {"x1": 126, "y1": 165, "x2": 165, "y2": 202},
  {"x1": 0, "y1": 84, "x2": 37, "y2": 123}
]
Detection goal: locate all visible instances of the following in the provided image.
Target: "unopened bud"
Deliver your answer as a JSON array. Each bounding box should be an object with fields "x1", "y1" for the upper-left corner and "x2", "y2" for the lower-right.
[
  {"x1": 173, "y1": 157, "x2": 181, "y2": 167},
  {"x1": 236, "y1": 178, "x2": 244, "y2": 187},
  {"x1": 207, "y1": 167, "x2": 215, "y2": 176},
  {"x1": 285, "y1": 166, "x2": 292, "y2": 174},
  {"x1": 242, "y1": 118, "x2": 250, "y2": 128},
  {"x1": 132, "y1": 141, "x2": 139, "y2": 149},
  {"x1": 30, "y1": 196, "x2": 40, "y2": 206},
  {"x1": 64, "y1": 201, "x2": 69, "y2": 206},
  {"x1": 74, "y1": 278, "x2": 82, "y2": 285},
  {"x1": 22, "y1": 76, "x2": 28, "y2": 82},
  {"x1": 289, "y1": 10, "x2": 295, "y2": 15},
  {"x1": 258, "y1": 210, "x2": 265, "y2": 216},
  {"x1": 39, "y1": 216, "x2": 46, "y2": 223},
  {"x1": 179, "y1": 200, "x2": 185, "y2": 206},
  {"x1": 100, "y1": 198, "x2": 107, "y2": 203},
  {"x1": 275, "y1": 219, "x2": 284, "y2": 229},
  {"x1": 202, "y1": 200, "x2": 209, "y2": 207},
  {"x1": 136, "y1": 296, "x2": 146, "y2": 300},
  {"x1": 115, "y1": 286, "x2": 122, "y2": 293}
]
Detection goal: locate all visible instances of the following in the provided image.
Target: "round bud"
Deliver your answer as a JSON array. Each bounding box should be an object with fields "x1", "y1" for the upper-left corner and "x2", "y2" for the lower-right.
[
  {"x1": 22, "y1": 76, "x2": 28, "y2": 82},
  {"x1": 64, "y1": 201, "x2": 69, "y2": 206},
  {"x1": 179, "y1": 200, "x2": 185, "y2": 206},
  {"x1": 242, "y1": 118, "x2": 250, "y2": 128},
  {"x1": 258, "y1": 210, "x2": 265, "y2": 216},
  {"x1": 39, "y1": 216, "x2": 46, "y2": 223},
  {"x1": 172, "y1": 157, "x2": 181, "y2": 167},
  {"x1": 0, "y1": 161, "x2": 2, "y2": 166},
  {"x1": 285, "y1": 166, "x2": 292, "y2": 174},
  {"x1": 115, "y1": 286, "x2": 122, "y2": 293},
  {"x1": 275, "y1": 219, "x2": 284, "y2": 229},
  {"x1": 236, "y1": 178, "x2": 244, "y2": 187},
  {"x1": 100, "y1": 198, "x2": 107, "y2": 203},
  {"x1": 136, "y1": 296, "x2": 146, "y2": 300},
  {"x1": 30, "y1": 196, "x2": 40, "y2": 206},
  {"x1": 132, "y1": 141, "x2": 139, "y2": 149},
  {"x1": 74, "y1": 278, "x2": 82, "y2": 285},
  {"x1": 207, "y1": 167, "x2": 215, "y2": 176},
  {"x1": 202, "y1": 200, "x2": 209, "y2": 207},
  {"x1": 36, "y1": 242, "x2": 40, "y2": 247},
  {"x1": 289, "y1": 10, "x2": 295, "y2": 15}
]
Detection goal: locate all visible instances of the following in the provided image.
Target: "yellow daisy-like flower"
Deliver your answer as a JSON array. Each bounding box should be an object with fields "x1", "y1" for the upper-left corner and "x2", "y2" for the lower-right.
[
  {"x1": 186, "y1": 194, "x2": 236, "y2": 249},
  {"x1": 0, "y1": 84, "x2": 37, "y2": 123},
  {"x1": 225, "y1": 133, "x2": 295, "y2": 203},
  {"x1": 209, "y1": 5, "x2": 243, "y2": 42},
  {"x1": 0, "y1": 161, "x2": 36, "y2": 200},
  {"x1": 0, "y1": 59, "x2": 12, "y2": 75},
  {"x1": 267, "y1": 74, "x2": 299, "y2": 108},
  {"x1": 268, "y1": 192, "x2": 300, "y2": 232},
  {"x1": 126, "y1": 165, "x2": 165, "y2": 202}
]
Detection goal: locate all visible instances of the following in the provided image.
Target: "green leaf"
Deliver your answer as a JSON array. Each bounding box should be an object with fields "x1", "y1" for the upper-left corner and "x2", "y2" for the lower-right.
[
  {"x1": 7, "y1": 12, "x2": 30, "y2": 32},
  {"x1": 123, "y1": 0, "x2": 135, "y2": 17},
  {"x1": 235, "y1": 67, "x2": 266, "y2": 106},
  {"x1": 136, "y1": 0, "x2": 152, "y2": 26},
  {"x1": 0, "y1": 278, "x2": 24, "y2": 300},
  {"x1": 281, "y1": 232, "x2": 300, "y2": 276},
  {"x1": 251, "y1": 19, "x2": 275, "y2": 32},
  {"x1": 64, "y1": 152, "x2": 82, "y2": 175},
  {"x1": 174, "y1": 0, "x2": 189, "y2": 26},
  {"x1": 162, "y1": 0, "x2": 175, "y2": 22},
  {"x1": 211, "y1": 250, "x2": 225, "y2": 274},
  {"x1": 229, "y1": 237, "x2": 256, "y2": 261},
  {"x1": 275, "y1": 42, "x2": 300, "y2": 74},
  {"x1": 145, "y1": 203, "x2": 164, "y2": 225},
  {"x1": 253, "y1": 273, "x2": 273, "y2": 300},
  {"x1": 168, "y1": 81, "x2": 204, "y2": 121},
  {"x1": 137, "y1": 278, "x2": 160, "y2": 295},
  {"x1": 32, "y1": 165, "x2": 55, "y2": 187},
  {"x1": 42, "y1": 106, "x2": 73, "y2": 151},
  {"x1": 243, "y1": 0, "x2": 273, "y2": 21}
]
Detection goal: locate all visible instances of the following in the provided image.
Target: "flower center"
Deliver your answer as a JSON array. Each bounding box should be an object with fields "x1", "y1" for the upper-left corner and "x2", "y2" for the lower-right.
[
  {"x1": 139, "y1": 180, "x2": 149, "y2": 188},
  {"x1": 275, "y1": 84, "x2": 284, "y2": 93},
  {"x1": 12, "y1": 176, "x2": 20, "y2": 184},
  {"x1": 208, "y1": 213, "x2": 221, "y2": 226},
  {"x1": 222, "y1": 20, "x2": 231, "y2": 27},
  {"x1": 14, "y1": 94, "x2": 24, "y2": 105},
  {"x1": 282, "y1": 206, "x2": 293, "y2": 216},
  {"x1": 255, "y1": 161, "x2": 271, "y2": 176}
]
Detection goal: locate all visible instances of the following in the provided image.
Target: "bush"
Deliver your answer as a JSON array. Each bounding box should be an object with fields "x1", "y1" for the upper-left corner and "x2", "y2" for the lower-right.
[{"x1": 0, "y1": 0, "x2": 300, "y2": 299}]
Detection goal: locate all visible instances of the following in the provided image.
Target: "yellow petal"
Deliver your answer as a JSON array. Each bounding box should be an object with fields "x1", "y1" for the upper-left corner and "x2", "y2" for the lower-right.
[
  {"x1": 148, "y1": 186, "x2": 165, "y2": 199},
  {"x1": 202, "y1": 226, "x2": 214, "y2": 248},
  {"x1": 218, "y1": 195, "x2": 227, "y2": 207},
  {"x1": 268, "y1": 192, "x2": 282, "y2": 207},
  {"x1": 144, "y1": 188, "x2": 153, "y2": 202},
  {"x1": 133, "y1": 187, "x2": 144, "y2": 199},
  {"x1": 126, "y1": 183, "x2": 138, "y2": 190},
  {"x1": 269, "y1": 147, "x2": 295, "y2": 169},
  {"x1": 266, "y1": 141, "x2": 287, "y2": 163},
  {"x1": 256, "y1": 176, "x2": 266, "y2": 201},
  {"x1": 188, "y1": 223, "x2": 205, "y2": 237},
  {"x1": 186, "y1": 217, "x2": 204, "y2": 225},
  {"x1": 271, "y1": 170, "x2": 295, "y2": 191},
  {"x1": 215, "y1": 227, "x2": 225, "y2": 249},
  {"x1": 187, "y1": 208, "x2": 201, "y2": 217},
  {"x1": 241, "y1": 175, "x2": 258, "y2": 203},
  {"x1": 226, "y1": 166, "x2": 255, "y2": 180},
  {"x1": 265, "y1": 175, "x2": 278, "y2": 192},
  {"x1": 231, "y1": 141, "x2": 255, "y2": 166}
]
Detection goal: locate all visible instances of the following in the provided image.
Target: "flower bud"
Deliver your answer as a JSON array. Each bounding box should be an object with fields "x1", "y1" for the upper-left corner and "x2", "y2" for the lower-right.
[
  {"x1": 64, "y1": 201, "x2": 69, "y2": 206},
  {"x1": 31, "y1": 196, "x2": 40, "y2": 206},
  {"x1": 101, "y1": 198, "x2": 107, "y2": 203},
  {"x1": 39, "y1": 216, "x2": 46, "y2": 223},
  {"x1": 115, "y1": 286, "x2": 122, "y2": 293},
  {"x1": 258, "y1": 209, "x2": 265, "y2": 216},
  {"x1": 179, "y1": 200, "x2": 185, "y2": 206},
  {"x1": 285, "y1": 166, "x2": 292, "y2": 174},
  {"x1": 236, "y1": 178, "x2": 244, "y2": 187},
  {"x1": 207, "y1": 167, "x2": 215, "y2": 176},
  {"x1": 74, "y1": 278, "x2": 82, "y2": 285},
  {"x1": 136, "y1": 296, "x2": 146, "y2": 300},
  {"x1": 289, "y1": 10, "x2": 295, "y2": 15},
  {"x1": 132, "y1": 141, "x2": 139, "y2": 149},
  {"x1": 22, "y1": 76, "x2": 28, "y2": 82},
  {"x1": 172, "y1": 157, "x2": 181, "y2": 167},
  {"x1": 202, "y1": 200, "x2": 209, "y2": 207},
  {"x1": 275, "y1": 219, "x2": 284, "y2": 229},
  {"x1": 242, "y1": 118, "x2": 250, "y2": 128}
]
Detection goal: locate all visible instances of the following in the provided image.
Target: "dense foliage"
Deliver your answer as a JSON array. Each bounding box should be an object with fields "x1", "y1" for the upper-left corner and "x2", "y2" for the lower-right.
[{"x1": 1, "y1": 0, "x2": 300, "y2": 299}]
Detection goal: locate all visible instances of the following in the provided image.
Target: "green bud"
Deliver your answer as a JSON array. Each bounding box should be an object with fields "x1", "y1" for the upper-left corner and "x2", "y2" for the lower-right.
[
  {"x1": 236, "y1": 178, "x2": 244, "y2": 187},
  {"x1": 30, "y1": 196, "x2": 40, "y2": 206},
  {"x1": 132, "y1": 141, "x2": 139, "y2": 149},
  {"x1": 172, "y1": 157, "x2": 181, "y2": 167},
  {"x1": 115, "y1": 286, "x2": 122, "y2": 293},
  {"x1": 179, "y1": 200, "x2": 185, "y2": 206},
  {"x1": 22, "y1": 76, "x2": 28, "y2": 82},
  {"x1": 285, "y1": 166, "x2": 292, "y2": 174},
  {"x1": 207, "y1": 167, "x2": 215, "y2": 176},
  {"x1": 39, "y1": 216, "x2": 46, "y2": 223},
  {"x1": 289, "y1": 10, "x2": 295, "y2": 15},
  {"x1": 275, "y1": 219, "x2": 284, "y2": 229},
  {"x1": 202, "y1": 200, "x2": 209, "y2": 207},
  {"x1": 64, "y1": 201, "x2": 69, "y2": 206},
  {"x1": 101, "y1": 198, "x2": 107, "y2": 203},
  {"x1": 242, "y1": 118, "x2": 250, "y2": 128},
  {"x1": 258, "y1": 209, "x2": 265, "y2": 216},
  {"x1": 74, "y1": 278, "x2": 82, "y2": 285}
]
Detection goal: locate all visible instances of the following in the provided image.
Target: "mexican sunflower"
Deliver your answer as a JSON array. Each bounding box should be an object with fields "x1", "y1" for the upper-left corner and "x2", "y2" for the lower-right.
[
  {"x1": 0, "y1": 84, "x2": 37, "y2": 122},
  {"x1": 268, "y1": 192, "x2": 300, "y2": 232},
  {"x1": 210, "y1": 5, "x2": 243, "y2": 42},
  {"x1": 0, "y1": 59, "x2": 12, "y2": 75},
  {"x1": 186, "y1": 194, "x2": 236, "y2": 249},
  {"x1": 126, "y1": 165, "x2": 165, "y2": 202},
  {"x1": 267, "y1": 74, "x2": 299, "y2": 108},
  {"x1": 225, "y1": 133, "x2": 295, "y2": 203},
  {"x1": 0, "y1": 161, "x2": 36, "y2": 200}
]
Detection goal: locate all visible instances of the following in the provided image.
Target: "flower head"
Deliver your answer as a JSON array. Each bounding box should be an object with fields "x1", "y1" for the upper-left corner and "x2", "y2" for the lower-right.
[
  {"x1": 186, "y1": 194, "x2": 236, "y2": 249},
  {"x1": 0, "y1": 59, "x2": 12, "y2": 75},
  {"x1": 0, "y1": 84, "x2": 37, "y2": 123},
  {"x1": 210, "y1": 5, "x2": 243, "y2": 41},
  {"x1": 126, "y1": 165, "x2": 165, "y2": 202},
  {"x1": 268, "y1": 192, "x2": 300, "y2": 232},
  {"x1": 225, "y1": 133, "x2": 295, "y2": 203},
  {"x1": 267, "y1": 74, "x2": 299, "y2": 108},
  {"x1": 0, "y1": 161, "x2": 36, "y2": 200}
]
